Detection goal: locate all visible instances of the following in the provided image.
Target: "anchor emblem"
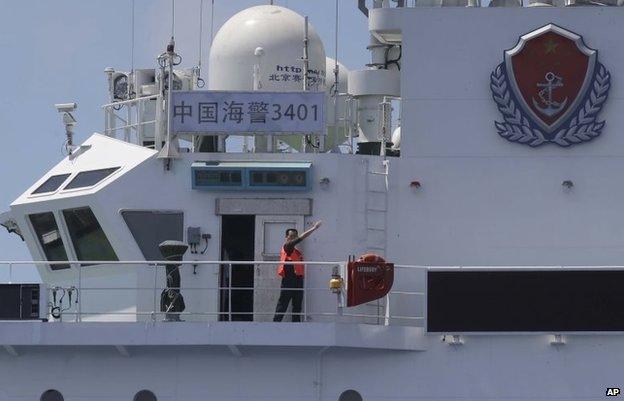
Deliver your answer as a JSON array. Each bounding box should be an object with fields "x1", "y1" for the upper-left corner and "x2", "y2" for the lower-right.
[
  {"x1": 532, "y1": 72, "x2": 568, "y2": 117},
  {"x1": 492, "y1": 24, "x2": 611, "y2": 146}
]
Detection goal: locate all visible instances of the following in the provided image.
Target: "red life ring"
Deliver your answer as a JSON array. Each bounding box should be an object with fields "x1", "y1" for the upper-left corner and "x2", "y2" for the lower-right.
[{"x1": 358, "y1": 253, "x2": 386, "y2": 264}]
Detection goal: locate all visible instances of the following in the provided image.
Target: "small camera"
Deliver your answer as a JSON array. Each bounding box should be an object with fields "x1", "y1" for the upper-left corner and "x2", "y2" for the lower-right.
[{"x1": 54, "y1": 103, "x2": 78, "y2": 113}]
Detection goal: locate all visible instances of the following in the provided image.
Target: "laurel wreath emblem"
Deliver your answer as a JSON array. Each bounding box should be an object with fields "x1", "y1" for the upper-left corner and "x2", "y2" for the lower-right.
[{"x1": 490, "y1": 63, "x2": 611, "y2": 147}]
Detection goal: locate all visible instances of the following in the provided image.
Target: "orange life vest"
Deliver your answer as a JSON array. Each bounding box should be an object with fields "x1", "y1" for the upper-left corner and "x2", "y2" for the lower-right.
[{"x1": 278, "y1": 246, "x2": 305, "y2": 277}]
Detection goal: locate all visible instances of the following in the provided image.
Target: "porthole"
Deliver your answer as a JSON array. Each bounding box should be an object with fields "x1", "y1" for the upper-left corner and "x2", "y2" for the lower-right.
[
  {"x1": 339, "y1": 389, "x2": 363, "y2": 401},
  {"x1": 134, "y1": 390, "x2": 157, "y2": 401},
  {"x1": 40, "y1": 389, "x2": 64, "y2": 401}
]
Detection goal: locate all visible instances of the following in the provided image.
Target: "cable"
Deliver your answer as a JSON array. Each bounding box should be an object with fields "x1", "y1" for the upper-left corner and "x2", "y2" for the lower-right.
[
  {"x1": 209, "y1": 0, "x2": 215, "y2": 50},
  {"x1": 171, "y1": 0, "x2": 176, "y2": 39},
  {"x1": 196, "y1": 0, "x2": 206, "y2": 87},
  {"x1": 198, "y1": 0, "x2": 204, "y2": 71},
  {"x1": 131, "y1": 0, "x2": 135, "y2": 74},
  {"x1": 334, "y1": 0, "x2": 339, "y2": 97}
]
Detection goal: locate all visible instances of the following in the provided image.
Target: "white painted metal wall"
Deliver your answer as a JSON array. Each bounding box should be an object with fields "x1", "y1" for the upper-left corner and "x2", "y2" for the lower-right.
[
  {"x1": 0, "y1": 334, "x2": 622, "y2": 401},
  {"x1": 389, "y1": 8, "x2": 624, "y2": 266}
]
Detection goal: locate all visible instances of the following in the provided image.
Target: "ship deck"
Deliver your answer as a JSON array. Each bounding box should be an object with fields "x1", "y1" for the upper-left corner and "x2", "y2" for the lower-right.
[{"x1": 0, "y1": 321, "x2": 425, "y2": 354}]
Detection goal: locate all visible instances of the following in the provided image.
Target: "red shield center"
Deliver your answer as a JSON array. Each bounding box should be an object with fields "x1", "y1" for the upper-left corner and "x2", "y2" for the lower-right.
[{"x1": 510, "y1": 31, "x2": 590, "y2": 130}]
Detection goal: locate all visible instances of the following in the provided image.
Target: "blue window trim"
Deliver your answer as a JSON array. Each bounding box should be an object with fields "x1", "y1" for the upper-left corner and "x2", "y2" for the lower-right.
[
  {"x1": 191, "y1": 164, "x2": 312, "y2": 192},
  {"x1": 191, "y1": 167, "x2": 247, "y2": 191},
  {"x1": 246, "y1": 168, "x2": 310, "y2": 191}
]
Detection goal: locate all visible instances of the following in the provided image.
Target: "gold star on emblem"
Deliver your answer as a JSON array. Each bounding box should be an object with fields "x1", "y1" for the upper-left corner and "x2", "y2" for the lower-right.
[{"x1": 544, "y1": 39, "x2": 559, "y2": 54}]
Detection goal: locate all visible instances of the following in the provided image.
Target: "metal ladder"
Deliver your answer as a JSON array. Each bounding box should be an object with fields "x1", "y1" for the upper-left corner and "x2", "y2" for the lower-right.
[
  {"x1": 363, "y1": 158, "x2": 390, "y2": 324},
  {"x1": 364, "y1": 158, "x2": 389, "y2": 257}
]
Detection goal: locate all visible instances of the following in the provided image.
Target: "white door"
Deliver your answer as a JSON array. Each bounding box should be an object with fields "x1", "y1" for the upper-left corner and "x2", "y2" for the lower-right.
[{"x1": 254, "y1": 215, "x2": 304, "y2": 322}]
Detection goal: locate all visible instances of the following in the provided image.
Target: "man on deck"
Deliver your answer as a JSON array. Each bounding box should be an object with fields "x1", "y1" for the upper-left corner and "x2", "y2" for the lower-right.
[{"x1": 273, "y1": 221, "x2": 322, "y2": 322}]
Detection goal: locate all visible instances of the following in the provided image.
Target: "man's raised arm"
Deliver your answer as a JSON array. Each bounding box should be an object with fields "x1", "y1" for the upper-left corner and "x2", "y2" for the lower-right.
[{"x1": 298, "y1": 221, "x2": 322, "y2": 241}]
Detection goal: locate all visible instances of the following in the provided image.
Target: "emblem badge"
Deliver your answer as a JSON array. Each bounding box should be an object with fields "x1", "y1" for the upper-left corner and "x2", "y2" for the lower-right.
[{"x1": 491, "y1": 24, "x2": 611, "y2": 147}]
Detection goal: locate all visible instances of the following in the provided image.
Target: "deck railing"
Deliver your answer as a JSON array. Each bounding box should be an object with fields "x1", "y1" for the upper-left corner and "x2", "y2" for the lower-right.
[
  {"x1": 102, "y1": 95, "x2": 160, "y2": 147},
  {"x1": 0, "y1": 260, "x2": 424, "y2": 326}
]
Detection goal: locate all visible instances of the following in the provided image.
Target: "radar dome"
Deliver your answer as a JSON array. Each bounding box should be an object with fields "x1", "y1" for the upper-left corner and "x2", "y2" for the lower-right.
[{"x1": 208, "y1": 5, "x2": 326, "y2": 92}]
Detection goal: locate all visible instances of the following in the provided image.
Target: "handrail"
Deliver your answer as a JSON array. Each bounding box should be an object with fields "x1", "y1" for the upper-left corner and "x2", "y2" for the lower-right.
[
  {"x1": 5, "y1": 260, "x2": 624, "y2": 269},
  {"x1": 0, "y1": 260, "x2": 342, "y2": 265},
  {"x1": 3, "y1": 260, "x2": 622, "y2": 328},
  {"x1": 103, "y1": 94, "x2": 160, "y2": 145},
  {"x1": 0, "y1": 260, "x2": 424, "y2": 326},
  {"x1": 101, "y1": 94, "x2": 159, "y2": 109},
  {"x1": 5, "y1": 260, "x2": 614, "y2": 325}
]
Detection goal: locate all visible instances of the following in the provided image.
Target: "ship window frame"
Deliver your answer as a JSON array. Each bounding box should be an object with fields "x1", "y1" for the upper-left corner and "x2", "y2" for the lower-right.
[
  {"x1": 191, "y1": 162, "x2": 312, "y2": 192},
  {"x1": 28, "y1": 212, "x2": 70, "y2": 270},
  {"x1": 247, "y1": 168, "x2": 308, "y2": 189},
  {"x1": 62, "y1": 207, "x2": 118, "y2": 264},
  {"x1": 120, "y1": 210, "x2": 184, "y2": 261},
  {"x1": 133, "y1": 389, "x2": 157, "y2": 401},
  {"x1": 62, "y1": 167, "x2": 121, "y2": 191},
  {"x1": 30, "y1": 173, "x2": 72, "y2": 196},
  {"x1": 40, "y1": 389, "x2": 64, "y2": 401},
  {"x1": 339, "y1": 390, "x2": 363, "y2": 401}
]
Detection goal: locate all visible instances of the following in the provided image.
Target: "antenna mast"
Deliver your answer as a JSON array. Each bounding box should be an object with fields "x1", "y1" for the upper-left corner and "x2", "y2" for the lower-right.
[
  {"x1": 195, "y1": 0, "x2": 206, "y2": 87},
  {"x1": 171, "y1": 0, "x2": 175, "y2": 39},
  {"x1": 130, "y1": 0, "x2": 135, "y2": 74}
]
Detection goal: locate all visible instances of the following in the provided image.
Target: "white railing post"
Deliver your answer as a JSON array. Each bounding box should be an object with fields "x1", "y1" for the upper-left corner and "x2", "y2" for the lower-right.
[
  {"x1": 335, "y1": 264, "x2": 344, "y2": 318},
  {"x1": 104, "y1": 107, "x2": 110, "y2": 136},
  {"x1": 152, "y1": 263, "x2": 158, "y2": 322},
  {"x1": 384, "y1": 293, "x2": 390, "y2": 326},
  {"x1": 8, "y1": 263, "x2": 12, "y2": 284},
  {"x1": 228, "y1": 262, "x2": 233, "y2": 322},
  {"x1": 303, "y1": 262, "x2": 307, "y2": 322},
  {"x1": 125, "y1": 105, "x2": 132, "y2": 142},
  {"x1": 77, "y1": 263, "x2": 82, "y2": 322},
  {"x1": 137, "y1": 98, "x2": 143, "y2": 145}
]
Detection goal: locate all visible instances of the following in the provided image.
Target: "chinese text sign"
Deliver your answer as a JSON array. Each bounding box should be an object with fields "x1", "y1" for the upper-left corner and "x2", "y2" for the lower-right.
[{"x1": 171, "y1": 91, "x2": 325, "y2": 135}]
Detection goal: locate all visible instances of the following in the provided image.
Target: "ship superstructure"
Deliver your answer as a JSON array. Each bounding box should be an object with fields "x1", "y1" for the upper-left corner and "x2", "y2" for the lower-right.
[{"x1": 1, "y1": 1, "x2": 624, "y2": 401}]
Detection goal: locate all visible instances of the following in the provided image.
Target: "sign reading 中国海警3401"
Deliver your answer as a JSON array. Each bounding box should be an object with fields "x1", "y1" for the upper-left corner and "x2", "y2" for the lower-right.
[{"x1": 170, "y1": 91, "x2": 325, "y2": 135}]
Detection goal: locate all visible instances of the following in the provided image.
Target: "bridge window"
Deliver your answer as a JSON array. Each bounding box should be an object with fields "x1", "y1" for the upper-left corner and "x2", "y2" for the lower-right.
[
  {"x1": 133, "y1": 390, "x2": 157, "y2": 401},
  {"x1": 29, "y1": 212, "x2": 69, "y2": 270},
  {"x1": 121, "y1": 210, "x2": 184, "y2": 260},
  {"x1": 32, "y1": 173, "x2": 71, "y2": 194},
  {"x1": 64, "y1": 167, "x2": 120, "y2": 190},
  {"x1": 339, "y1": 390, "x2": 363, "y2": 401},
  {"x1": 40, "y1": 389, "x2": 64, "y2": 401},
  {"x1": 63, "y1": 207, "x2": 118, "y2": 262}
]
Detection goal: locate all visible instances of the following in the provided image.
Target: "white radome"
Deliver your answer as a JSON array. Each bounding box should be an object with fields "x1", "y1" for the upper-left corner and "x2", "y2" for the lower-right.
[{"x1": 208, "y1": 5, "x2": 326, "y2": 92}]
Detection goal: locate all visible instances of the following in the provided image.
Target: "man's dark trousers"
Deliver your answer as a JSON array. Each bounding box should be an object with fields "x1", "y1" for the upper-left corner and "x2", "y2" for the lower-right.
[{"x1": 273, "y1": 274, "x2": 303, "y2": 322}]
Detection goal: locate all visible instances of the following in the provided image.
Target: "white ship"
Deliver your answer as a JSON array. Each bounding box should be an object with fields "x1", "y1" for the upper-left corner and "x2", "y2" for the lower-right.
[{"x1": 1, "y1": 1, "x2": 624, "y2": 400}]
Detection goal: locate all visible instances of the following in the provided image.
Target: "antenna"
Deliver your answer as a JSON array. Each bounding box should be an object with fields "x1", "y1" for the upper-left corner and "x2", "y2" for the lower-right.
[
  {"x1": 171, "y1": 0, "x2": 176, "y2": 39},
  {"x1": 209, "y1": 0, "x2": 215, "y2": 50},
  {"x1": 195, "y1": 0, "x2": 206, "y2": 87},
  {"x1": 130, "y1": 0, "x2": 135, "y2": 74},
  {"x1": 333, "y1": 0, "x2": 340, "y2": 126},
  {"x1": 156, "y1": 38, "x2": 182, "y2": 167},
  {"x1": 302, "y1": 16, "x2": 309, "y2": 91}
]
